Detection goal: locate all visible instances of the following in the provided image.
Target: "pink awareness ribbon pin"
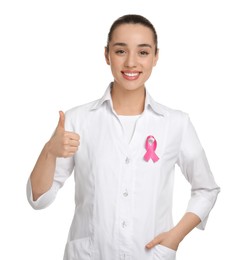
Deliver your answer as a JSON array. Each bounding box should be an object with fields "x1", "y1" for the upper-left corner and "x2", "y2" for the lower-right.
[{"x1": 144, "y1": 135, "x2": 159, "y2": 163}]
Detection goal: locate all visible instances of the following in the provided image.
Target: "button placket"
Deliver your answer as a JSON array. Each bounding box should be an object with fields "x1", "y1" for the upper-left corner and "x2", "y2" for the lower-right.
[{"x1": 118, "y1": 153, "x2": 133, "y2": 254}]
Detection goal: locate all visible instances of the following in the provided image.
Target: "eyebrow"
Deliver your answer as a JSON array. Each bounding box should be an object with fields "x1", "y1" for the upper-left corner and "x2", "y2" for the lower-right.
[{"x1": 112, "y1": 42, "x2": 152, "y2": 48}]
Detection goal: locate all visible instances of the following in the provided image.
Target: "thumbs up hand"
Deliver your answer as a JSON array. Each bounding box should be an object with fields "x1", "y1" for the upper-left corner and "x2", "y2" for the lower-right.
[{"x1": 48, "y1": 111, "x2": 80, "y2": 158}]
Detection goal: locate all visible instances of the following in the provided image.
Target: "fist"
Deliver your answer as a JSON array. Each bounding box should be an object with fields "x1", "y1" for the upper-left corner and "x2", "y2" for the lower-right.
[{"x1": 48, "y1": 111, "x2": 80, "y2": 158}]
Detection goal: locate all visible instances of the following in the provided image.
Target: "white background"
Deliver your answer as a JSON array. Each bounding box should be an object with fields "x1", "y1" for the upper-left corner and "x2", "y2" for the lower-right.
[{"x1": 0, "y1": 0, "x2": 250, "y2": 259}]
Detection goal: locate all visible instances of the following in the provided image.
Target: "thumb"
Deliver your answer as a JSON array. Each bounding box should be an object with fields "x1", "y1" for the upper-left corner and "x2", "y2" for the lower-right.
[
  {"x1": 57, "y1": 110, "x2": 65, "y2": 129},
  {"x1": 145, "y1": 235, "x2": 162, "y2": 249}
]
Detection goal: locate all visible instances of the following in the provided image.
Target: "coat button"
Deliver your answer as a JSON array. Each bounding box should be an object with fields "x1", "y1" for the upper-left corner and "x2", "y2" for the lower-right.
[
  {"x1": 125, "y1": 157, "x2": 130, "y2": 164},
  {"x1": 122, "y1": 221, "x2": 127, "y2": 228},
  {"x1": 123, "y1": 190, "x2": 128, "y2": 197}
]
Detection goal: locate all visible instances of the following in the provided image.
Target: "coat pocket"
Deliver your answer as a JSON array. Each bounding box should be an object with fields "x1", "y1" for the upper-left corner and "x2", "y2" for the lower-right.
[
  {"x1": 153, "y1": 244, "x2": 176, "y2": 260},
  {"x1": 63, "y1": 237, "x2": 92, "y2": 260}
]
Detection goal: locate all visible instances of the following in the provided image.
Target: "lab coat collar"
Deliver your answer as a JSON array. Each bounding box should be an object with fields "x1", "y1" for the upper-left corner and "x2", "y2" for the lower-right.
[{"x1": 90, "y1": 82, "x2": 167, "y2": 117}]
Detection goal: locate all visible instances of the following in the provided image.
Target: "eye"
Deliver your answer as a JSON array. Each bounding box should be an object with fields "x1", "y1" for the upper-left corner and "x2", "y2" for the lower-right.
[
  {"x1": 139, "y1": 50, "x2": 149, "y2": 56},
  {"x1": 115, "y1": 49, "x2": 126, "y2": 55}
]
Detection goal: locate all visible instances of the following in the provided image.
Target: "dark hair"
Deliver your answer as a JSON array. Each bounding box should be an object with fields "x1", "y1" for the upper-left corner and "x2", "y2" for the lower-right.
[{"x1": 106, "y1": 14, "x2": 158, "y2": 54}]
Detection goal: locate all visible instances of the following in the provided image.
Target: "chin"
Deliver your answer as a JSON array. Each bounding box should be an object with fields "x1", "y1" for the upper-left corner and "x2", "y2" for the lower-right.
[{"x1": 116, "y1": 80, "x2": 145, "y2": 92}]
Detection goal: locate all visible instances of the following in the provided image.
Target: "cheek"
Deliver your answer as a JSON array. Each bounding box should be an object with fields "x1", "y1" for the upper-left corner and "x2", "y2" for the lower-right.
[
  {"x1": 143, "y1": 60, "x2": 155, "y2": 71},
  {"x1": 109, "y1": 56, "x2": 121, "y2": 67},
  {"x1": 110, "y1": 62, "x2": 122, "y2": 78},
  {"x1": 111, "y1": 60, "x2": 126, "y2": 75}
]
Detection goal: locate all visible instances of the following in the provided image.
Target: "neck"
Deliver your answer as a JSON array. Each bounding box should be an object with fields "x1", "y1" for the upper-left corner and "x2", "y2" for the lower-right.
[{"x1": 111, "y1": 83, "x2": 145, "y2": 115}]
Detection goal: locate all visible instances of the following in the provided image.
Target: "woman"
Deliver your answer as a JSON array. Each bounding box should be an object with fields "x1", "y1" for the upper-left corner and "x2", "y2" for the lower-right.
[{"x1": 27, "y1": 14, "x2": 220, "y2": 260}]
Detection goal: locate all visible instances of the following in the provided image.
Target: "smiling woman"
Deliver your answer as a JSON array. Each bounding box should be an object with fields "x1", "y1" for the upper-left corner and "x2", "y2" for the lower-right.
[
  {"x1": 27, "y1": 14, "x2": 220, "y2": 260},
  {"x1": 105, "y1": 23, "x2": 158, "y2": 101}
]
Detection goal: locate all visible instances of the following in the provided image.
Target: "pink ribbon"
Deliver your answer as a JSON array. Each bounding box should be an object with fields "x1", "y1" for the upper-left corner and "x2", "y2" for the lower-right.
[{"x1": 144, "y1": 135, "x2": 159, "y2": 163}]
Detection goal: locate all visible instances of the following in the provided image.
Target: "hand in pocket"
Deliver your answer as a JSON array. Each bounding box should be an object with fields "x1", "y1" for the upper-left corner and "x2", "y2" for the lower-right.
[{"x1": 145, "y1": 230, "x2": 179, "y2": 251}]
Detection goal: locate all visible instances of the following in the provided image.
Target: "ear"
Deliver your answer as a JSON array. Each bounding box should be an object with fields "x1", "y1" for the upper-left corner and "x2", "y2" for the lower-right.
[
  {"x1": 104, "y1": 47, "x2": 110, "y2": 65},
  {"x1": 153, "y1": 48, "x2": 159, "y2": 67}
]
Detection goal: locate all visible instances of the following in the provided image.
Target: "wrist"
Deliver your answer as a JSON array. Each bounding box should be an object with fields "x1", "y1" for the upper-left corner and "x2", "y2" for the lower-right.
[
  {"x1": 159, "y1": 230, "x2": 183, "y2": 251},
  {"x1": 170, "y1": 226, "x2": 185, "y2": 245},
  {"x1": 44, "y1": 141, "x2": 57, "y2": 160}
]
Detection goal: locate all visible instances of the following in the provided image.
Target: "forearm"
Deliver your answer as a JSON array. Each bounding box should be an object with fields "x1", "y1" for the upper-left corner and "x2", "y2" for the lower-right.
[
  {"x1": 30, "y1": 142, "x2": 57, "y2": 201},
  {"x1": 171, "y1": 212, "x2": 201, "y2": 245},
  {"x1": 29, "y1": 111, "x2": 80, "y2": 202}
]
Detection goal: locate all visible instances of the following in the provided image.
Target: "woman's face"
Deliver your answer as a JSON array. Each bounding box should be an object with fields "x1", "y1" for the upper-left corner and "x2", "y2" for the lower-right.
[{"x1": 105, "y1": 23, "x2": 158, "y2": 92}]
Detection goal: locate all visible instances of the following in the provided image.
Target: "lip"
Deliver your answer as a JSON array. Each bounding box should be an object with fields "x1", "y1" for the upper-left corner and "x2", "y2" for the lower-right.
[{"x1": 121, "y1": 70, "x2": 141, "y2": 81}]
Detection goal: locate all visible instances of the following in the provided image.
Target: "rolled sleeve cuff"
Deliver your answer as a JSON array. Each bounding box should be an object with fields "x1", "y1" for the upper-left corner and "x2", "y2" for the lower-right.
[
  {"x1": 26, "y1": 178, "x2": 60, "y2": 210},
  {"x1": 186, "y1": 191, "x2": 220, "y2": 230}
]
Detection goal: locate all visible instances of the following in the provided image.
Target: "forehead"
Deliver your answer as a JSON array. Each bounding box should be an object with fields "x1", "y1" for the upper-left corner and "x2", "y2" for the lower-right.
[{"x1": 110, "y1": 24, "x2": 155, "y2": 45}]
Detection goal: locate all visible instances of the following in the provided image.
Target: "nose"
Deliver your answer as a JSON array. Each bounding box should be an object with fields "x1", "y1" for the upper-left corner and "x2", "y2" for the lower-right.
[{"x1": 124, "y1": 52, "x2": 137, "y2": 68}]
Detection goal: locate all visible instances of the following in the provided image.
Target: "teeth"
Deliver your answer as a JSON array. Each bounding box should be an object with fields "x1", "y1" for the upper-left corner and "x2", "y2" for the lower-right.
[{"x1": 124, "y1": 72, "x2": 139, "y2": 77}]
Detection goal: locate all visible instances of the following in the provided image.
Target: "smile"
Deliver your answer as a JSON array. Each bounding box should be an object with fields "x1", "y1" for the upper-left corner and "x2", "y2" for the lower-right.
[{"x1": 122, "y1": 71, "x2": 141, "y2": 80}]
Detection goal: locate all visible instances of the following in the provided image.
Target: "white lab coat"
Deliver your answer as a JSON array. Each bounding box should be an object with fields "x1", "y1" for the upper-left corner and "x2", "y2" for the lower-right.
[{"x1": 27, "y1": 83, "x2": 220, "y2": 260}]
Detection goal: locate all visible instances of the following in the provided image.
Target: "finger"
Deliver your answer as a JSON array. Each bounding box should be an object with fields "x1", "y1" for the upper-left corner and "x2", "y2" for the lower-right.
[
  {"x1": 63, "y1": 139, "x2": 80, "y2": 148},
  {"x1": 67, "y1": 145, "x2": 79, "y2": 153},
  {"x1": 64, "y1": 152, "x2": 77, "y2": 158},
  {"x1": 145, "y1": 235, "x2": 162, "y2": 249},
  {"x1": 62, "y1": 146, "x2": 79, "y2": 158},
  {"x1": 57, "y1": 111, "x2": 65, "y2": 129},
  {"x1": 65, "y1": 132, "x2": 80, "y2": 141},
  {"x1": 68, "y1": 139, "x2": 80, "y2": 147}
]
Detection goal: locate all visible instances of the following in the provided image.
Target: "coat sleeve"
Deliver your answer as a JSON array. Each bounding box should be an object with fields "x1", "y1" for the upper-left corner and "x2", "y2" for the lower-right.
[
  {"x1": 177, "y1": 115, "x2": 220, "y2": 230},
  {"x1": 26, "y1": 111, "x2": 75, "y2": 210}
]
